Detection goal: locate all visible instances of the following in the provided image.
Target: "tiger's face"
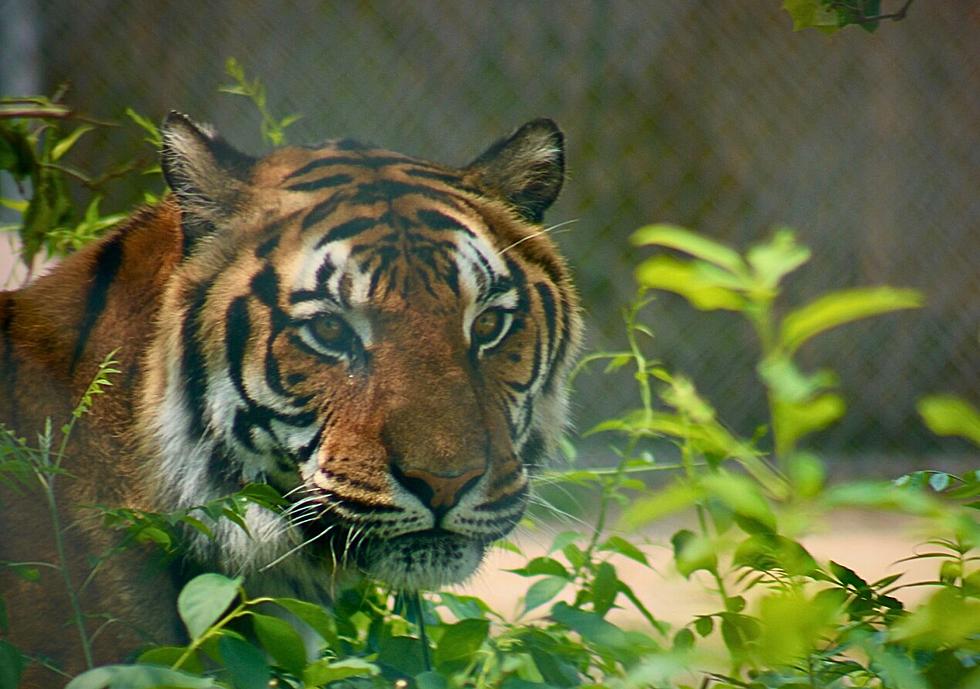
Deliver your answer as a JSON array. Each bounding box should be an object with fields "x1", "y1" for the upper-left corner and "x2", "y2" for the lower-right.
[{"x1": 141, "y1": 114, "x2": 580, "y2": 592}]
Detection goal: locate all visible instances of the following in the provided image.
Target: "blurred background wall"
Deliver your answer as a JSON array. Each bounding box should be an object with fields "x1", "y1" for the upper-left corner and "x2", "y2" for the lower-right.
[{"x1": 2, "y1": 1, "x2": 977, "y2": 466}]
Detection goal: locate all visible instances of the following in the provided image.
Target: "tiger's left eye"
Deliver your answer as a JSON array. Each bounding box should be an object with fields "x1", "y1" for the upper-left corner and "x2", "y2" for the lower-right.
[
  {"x1": 310, "y1": 314, "x2": 350, "y2": 349},
  {"x1": 472, "y1": 308, "x2": 511, "y2": 349}
]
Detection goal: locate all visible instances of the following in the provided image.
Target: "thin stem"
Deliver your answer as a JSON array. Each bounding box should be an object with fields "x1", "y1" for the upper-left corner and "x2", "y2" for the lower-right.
[
  {"x1": 42, "y1": 476, "x2": 93, "y2": 668},
  {"x1": 409, "y1": 591, "x2": 432, "y2": 672}
]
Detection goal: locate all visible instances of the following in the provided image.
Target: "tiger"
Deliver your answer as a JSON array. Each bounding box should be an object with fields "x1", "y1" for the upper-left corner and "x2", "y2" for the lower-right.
[{"x1": 0, "y1": 112, "x2": 581, "y2": 682}]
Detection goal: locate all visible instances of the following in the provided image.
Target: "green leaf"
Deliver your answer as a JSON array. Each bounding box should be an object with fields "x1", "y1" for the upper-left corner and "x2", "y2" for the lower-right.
[
  {"x1": 671, "y1": 529, "x2": 717, "y2": 578},
  {"x1": 303, "y1": 657, "x2": 379, "y2": 686},
  {"x1": 508, "y1": 556, "x2": 570, "y2": 579},
  {"x1": 619, "y1": 481, "x2": 702, "y2": 530},
  {"x1": 598, "y1": 535, "x2": 650, "y2": 566},
  {"x1": 177, "y1": 573, "x2": 241, "y2": 640},
  {"x1": 0, "y1": 640, "x2": 23, "y2": 689},
  {"x1": 416, "y1": 670, "x2": 449, "y2": 689},
  {"x1": 434, "y1": 618, "x2": 490, "y2": 671},
  {"x1": 251, "y1": 612, "x2": 307, "y2": 674},
  {"x1": 782, "y1": 0, "x2": 840, "y2": 32},
  {"x1": 779, "y1": 287, "x2": 922, "y2": 353},
  {"x1": 523, "y1": 576, "x2": 568, "y2": 615},
  {"x1": 746, "y1": 228, "x2": 810, "y2": 289},
  {"x1": 635, "y1": 256, "x2": 744, "y2": 311},
  {"x1": 65, "y1": 665, "x2": 217, "y2": 689},
  {"x1": 273, "y1": 597, "x2": 338, "y2": 645},
  {"x1": 137, "y1": 646, "x2": 203, "y2": 674},
  {"x1": 550, "y1": 602, "x2": 636, "y2": 659},
  {"x1": 756, "y1": 591, "x2": 842, "y2": 666},
  {"x1": 701, "y1": 473, "x2": 777, "y2": 533},
  {"x1": 51, "y1": 125, "x2": 94, "y2": 161},
  {"x1": 918, "y1": 395, "x2": 980, "y2": 447},
  {"x1": 772, "y1": 393, "x2": 846, "y2": 454},
  {"x1": 591, "y1": 561, "x2": 619, "y2": 615},
  {"x1": 631, "y1": 224, "x2": 746, "y2": 274},
  {"x1": 694, "y1": 616, "x2": 714, "y2": 637},
  {"x1": 891, "y1": 587, "x2": 980, "y2": 648},
  {"x1": 733, "y1": 533, "x2": 819, "y2": 577},
  {"x1": 219, "y1": 635, "x2": 269, "y2": 689},
  {"x1": 757, "y1": 356, "x2": 836, "y2": 403}
]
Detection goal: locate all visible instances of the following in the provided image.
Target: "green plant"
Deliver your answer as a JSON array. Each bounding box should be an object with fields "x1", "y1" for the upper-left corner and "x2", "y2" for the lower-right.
[{"x1": 4, "y1": 65, "x2": 977, "y2": 689}]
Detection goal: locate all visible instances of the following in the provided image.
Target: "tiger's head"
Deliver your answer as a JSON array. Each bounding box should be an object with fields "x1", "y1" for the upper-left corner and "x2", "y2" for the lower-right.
[{"x1": 140, "y1": 113, "x2": 580, "y2": 593}]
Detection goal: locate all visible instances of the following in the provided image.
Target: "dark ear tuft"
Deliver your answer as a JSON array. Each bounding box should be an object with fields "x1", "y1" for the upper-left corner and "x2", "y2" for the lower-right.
[
  {"x1": 465, "y1": 119, "x2": 564, "y2": 223},
  {"x1": 160, "y1": 111, "x2": 255, "y2": 248}
]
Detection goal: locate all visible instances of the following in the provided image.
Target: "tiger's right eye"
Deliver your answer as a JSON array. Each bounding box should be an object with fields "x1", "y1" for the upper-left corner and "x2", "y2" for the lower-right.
[{"x1": 310, "y1": 314, "x2": 349, "y2": 349}]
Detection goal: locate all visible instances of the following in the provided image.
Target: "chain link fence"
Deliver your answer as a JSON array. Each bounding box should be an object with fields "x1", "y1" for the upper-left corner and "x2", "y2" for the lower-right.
[{"x1": 3, "y1": 1, "x2": 978, "y2": 463}]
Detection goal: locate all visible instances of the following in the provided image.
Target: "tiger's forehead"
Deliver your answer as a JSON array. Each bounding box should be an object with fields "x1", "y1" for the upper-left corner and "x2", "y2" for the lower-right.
[{"x1": 253, "y1": 141, "x2": 516, "y2": 312}]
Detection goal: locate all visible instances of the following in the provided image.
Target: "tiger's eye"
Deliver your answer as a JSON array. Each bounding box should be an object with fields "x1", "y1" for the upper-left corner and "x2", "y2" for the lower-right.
[
  {"x1": 473, "y1": 309, "x2": 503, "y2": 344},
  {"x1": 311, "y1": 315, "x2": 346, "y2": 346}
]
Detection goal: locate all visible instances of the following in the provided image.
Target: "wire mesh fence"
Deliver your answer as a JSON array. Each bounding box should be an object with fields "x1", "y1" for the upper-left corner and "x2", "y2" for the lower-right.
[{"x1": 3, "y1": 1, "x2": 978, "y2": 461}]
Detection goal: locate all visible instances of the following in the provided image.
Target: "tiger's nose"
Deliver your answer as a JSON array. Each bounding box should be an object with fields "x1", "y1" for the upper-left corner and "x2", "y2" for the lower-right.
[{"x1": 395, "y1": 466, "x2": 485, "y2": 516}]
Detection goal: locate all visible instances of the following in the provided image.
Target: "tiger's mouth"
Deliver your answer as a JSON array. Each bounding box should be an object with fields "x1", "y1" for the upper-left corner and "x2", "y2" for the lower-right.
[{"x1": 355, "y1": 529, "x2": 489, "y2": 590}]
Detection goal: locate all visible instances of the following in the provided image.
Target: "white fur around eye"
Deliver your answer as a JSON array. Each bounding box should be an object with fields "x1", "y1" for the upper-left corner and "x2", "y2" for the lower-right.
[{"x1": 471, "y1": 308, "x2": 514, "y2": 355}]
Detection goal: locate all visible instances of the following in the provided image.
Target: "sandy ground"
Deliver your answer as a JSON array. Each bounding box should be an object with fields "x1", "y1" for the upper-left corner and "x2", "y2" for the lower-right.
[{"x1": 456, "y1": 510, "x2": 939, "y2": 628}]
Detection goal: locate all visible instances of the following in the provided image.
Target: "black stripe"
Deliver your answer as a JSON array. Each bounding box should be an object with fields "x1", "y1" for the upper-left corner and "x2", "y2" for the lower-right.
[
  {"x1": 404, "y1": 168, "x2": 463, "y2": 184},
  {"x1": 250, "y1": 265, "x2": 280, "y2": 308},
  {"x1": 415, "y1": 209, "x2": 478, "y2": 238},
  {"x1": 351, "y1": 180, "x2": 449, "y2": 205},
  {"x1": 285, "y1": 173, "x2": 354, "y2": 192},
  {"x1": 314, "y1": 217, "x2": 378, "y2": 248},
  {"x1": 69, "y1": 233, "x2": 126, "y2": 373},
  {"x1": 301, "y1": 194, "x2": 348, "y2": 232},
  {"x1": 0, "y1": 297, "x2": 19, "y2": 430},
  {"x1": 225, "y1": 296, "x2": 252, "y2": 402},
  {"x1": 285, "y1": 154, "x2": 411, "y2": 180}
]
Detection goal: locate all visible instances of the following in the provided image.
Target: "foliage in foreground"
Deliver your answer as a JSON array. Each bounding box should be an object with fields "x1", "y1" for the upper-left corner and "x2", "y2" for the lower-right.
[
  {"x1": 2, "y1": 225, "x2": 977, "y2": 688},
  {"x1": 2, "y1": 65, "x2": 978, "y2": 689}
]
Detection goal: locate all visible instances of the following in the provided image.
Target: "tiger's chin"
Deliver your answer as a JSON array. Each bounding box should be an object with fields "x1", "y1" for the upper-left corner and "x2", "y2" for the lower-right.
[{"x1": 356, "y1": 530, "x2": 488, "y2": 591}]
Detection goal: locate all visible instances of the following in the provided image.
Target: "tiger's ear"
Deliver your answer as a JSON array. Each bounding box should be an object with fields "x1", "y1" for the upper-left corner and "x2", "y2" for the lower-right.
[
  {"x1": 160, "y1": 111, "x2": 255, "y2": 246},
  {"x1": 465, "y1": 119, "x2": 564, "y2": 223}
]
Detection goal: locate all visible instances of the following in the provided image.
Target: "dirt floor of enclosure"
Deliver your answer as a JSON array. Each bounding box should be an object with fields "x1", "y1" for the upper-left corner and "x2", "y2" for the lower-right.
[{"x1": 457, "y1": 510, "x2": 937, "y2": 628}]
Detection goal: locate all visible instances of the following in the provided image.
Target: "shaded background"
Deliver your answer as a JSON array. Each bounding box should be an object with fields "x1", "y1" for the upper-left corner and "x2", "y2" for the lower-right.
[{"x1": 2, "y1": 1, "x2": 977, "y2": 467}]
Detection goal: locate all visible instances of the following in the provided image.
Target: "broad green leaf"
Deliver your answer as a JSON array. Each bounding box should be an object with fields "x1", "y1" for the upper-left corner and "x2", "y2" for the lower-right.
[
  {"x1": 918, "y1": 395, "x2": 980, "y2": 447},
  {"x1": 780, "y1": 287, "x2": 922, "y2": 353},
  {"x1": 0, "y1": 640, "x2": 23, "y2": 689},
  {"x1": 434, "y1": 618, "x2": 490, "y2": 670},
  {"x1": 702, "y1": 473, "x2": 777, "y2": 533},
  {"x1": 631, "y1": 224, "x2": 746, "y2": 274},
  {"x1": 757, "y1": 356, "x2": 836, "y2": 403},
  {"x1": 177, "y1": 573, "x2": 241, "y2": 640},
  {"x1": 437, "y1": 592, "x2": 489, "y2": 620},
  {"x1": 509, "y1": 556, "x2": 570, "y2": 579},
  {"x1": 746, "y1": 228, "x2": 810, "y2": 289},
  {"x1": 137, "y1": 646, "x2": 203, "y2": 673},
  {"x1": 756, "y1": 591, "x2": 842, "y2": 666},
  {"x1": 598, "y1": 535, "x2": 650, "y2": 566},
  {"x1": 523, "y1": 576, "x2": 568, "y2": 615},
  {"x1": 251, "y1": 612, "x2": 307, "y2": 674},
  {"x1": 273, "y1": 597, "x2": 338, "y2": 644},
  {"x1": 51, "y1": 125, "x2": 94, "y2": 161},
  {"x1": 772, "y1": 393, "x2": 846, "y2": 454},
  {"x1": 782, "y1": 0, "x2": 840, "y2": 32},
  {"x1": 786, "y1": 452, "x2": 825, "y2": 497},
  {"x1": 416, "y1": 671, "x2": 449, "y2": 689},
  {"x1": 891, "y1": 587, "x2": 980, "y2": 648},
  {"x1": 376, "y1": 635, "x2": 427, "y2": 677},
  {"x1": 636, "y1": 256, "x2": 744, "y2": 311},
  {"x1": 65, "y1": 665, "x2": 217, "y2": 689},
  {"x1": 619, "y1": 481, "x2": 702, "y2": 530},
  {"x1": 733, "y1": 533, "x2": 819, "y2": 577},
  {"x1": 303, "y1": 657, "x2": 379, "y2": 686},
  {"x1": 550, "y1": 602, "x2": 636, "y2": 659},
  {"x1": 219, "y1": 636, "x2": 269, "y2": 689},
  {"x1": 671, "y1": 529, "x2": 717, "y2": 578},
  {"x1": 591, "y1": 561, "x2": 619, "y2": 615}
]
